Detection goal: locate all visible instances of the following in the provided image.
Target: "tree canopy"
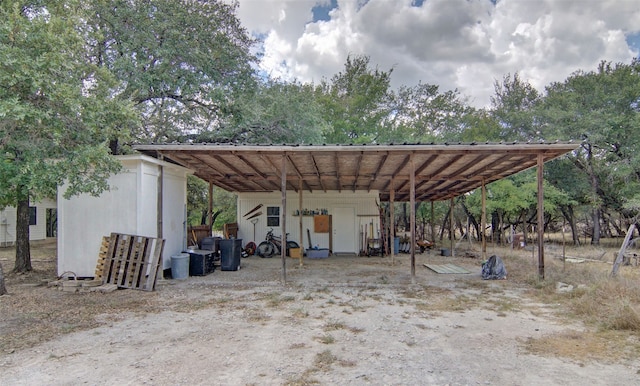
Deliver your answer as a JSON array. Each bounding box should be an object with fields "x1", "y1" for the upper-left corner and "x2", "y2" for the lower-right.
[{"x1": 0, "y1": 1, "x2": 138, "y2": 271}]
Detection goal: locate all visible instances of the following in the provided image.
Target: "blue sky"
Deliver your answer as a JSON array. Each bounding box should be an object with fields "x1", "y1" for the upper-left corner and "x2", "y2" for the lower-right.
[{"x1": 237, "y1": 0, "x2": 639, "y2": 107}]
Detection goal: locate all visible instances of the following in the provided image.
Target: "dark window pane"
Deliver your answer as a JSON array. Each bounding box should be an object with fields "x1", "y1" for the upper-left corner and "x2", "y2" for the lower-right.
[{"x1": 29, "y1": 207, "x2": 37, "y2": 226}]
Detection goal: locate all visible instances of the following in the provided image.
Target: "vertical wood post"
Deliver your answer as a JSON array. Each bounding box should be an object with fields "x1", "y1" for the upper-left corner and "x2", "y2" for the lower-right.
[
  {"x1": 612, "y1": 223, "x2": 636, "y2": 276},
  {"x1": 390, "y1": 179, "x2": 395, "y2": 265},
  {"x1": 430, "y1": 201, "x2": 435, "y2": 245},
  {"x1": 208, "y1": 181, "x2": 214, "y2": 234},
  {"x1": 299, "y1": 179, "x2": 303, "y2": 267},
  {"x1": 410, "y1": 154, "x2": 416, "y2": 282},
  {"x1": 281, "y1": 155, "x2": 287, "y2": 284},
  {"x1": 450, "y1": 197, "x2": 454, "y2": 257},
  {"x1": 157, "y1": 156, "x2": 164, "y2": 280},
  {"x1": 537, "y1": 154, "x2": 545, "y2": 280},
  {"x1": 481, "y1": 179, "x2": 487, "y2": 261},
  {"x1": 157, "y1": 156, "x2": 164, "y2": 241}
]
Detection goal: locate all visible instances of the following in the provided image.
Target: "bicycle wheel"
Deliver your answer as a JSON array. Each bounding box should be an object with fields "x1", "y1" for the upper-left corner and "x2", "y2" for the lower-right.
[{"x1": 257, "y1": 241, "x2": 275, "y2": 258}]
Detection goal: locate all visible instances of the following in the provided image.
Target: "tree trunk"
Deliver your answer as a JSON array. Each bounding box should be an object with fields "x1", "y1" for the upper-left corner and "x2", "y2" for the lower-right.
[
  {"x1": 460, "y1": 202, "x2": 479, "y2": 240},
  {"x1": 0, "y1": 262, "x2": 7, "y2": 296},
  {"x1": 402, "y1": 203, "x2": 409, "y2": 232},
  {"x1": 439, "y1": 206, "x2": 450, "y2": 241},
  {"x1": 585, "y1": 144, "x2": 602, "y2": 245},
  {"x1": 560, "y1": 205, "x2": 580, "y2": 245},
  {"x1": 14, "y1": 197, "x2": 32, "y2": 273},
  {"x1": 591, "y1": 207, "x2": 601, "y2": 245}
]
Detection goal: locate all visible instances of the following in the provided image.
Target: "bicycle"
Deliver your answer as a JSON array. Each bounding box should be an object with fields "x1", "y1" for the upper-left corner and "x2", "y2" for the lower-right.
[{"x1": 257, "y1": 228, "x2": 300, "y2": 258}]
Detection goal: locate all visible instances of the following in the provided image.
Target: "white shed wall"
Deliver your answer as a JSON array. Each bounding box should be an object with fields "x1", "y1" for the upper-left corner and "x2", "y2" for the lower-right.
[
  {"x1": 0, "y1": 198, "x2": 56, "y2": 246},
  {"x1": 57, "y1": 155, "x2": 191, "y2": 277},
  {"x1": 237, "y1": 191, "x2": 380, "y2": 254}
]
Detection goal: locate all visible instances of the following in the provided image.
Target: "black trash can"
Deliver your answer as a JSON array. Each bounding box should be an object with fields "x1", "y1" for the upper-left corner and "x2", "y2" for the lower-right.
[{"x1": 220, "y1": 239, "x2": 242, "y2": 271}]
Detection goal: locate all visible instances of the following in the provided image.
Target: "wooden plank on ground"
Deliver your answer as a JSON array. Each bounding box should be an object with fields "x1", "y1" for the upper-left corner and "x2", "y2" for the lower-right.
[{"x1": 423, "y1": 263, "x2": 471, "y2": 274}]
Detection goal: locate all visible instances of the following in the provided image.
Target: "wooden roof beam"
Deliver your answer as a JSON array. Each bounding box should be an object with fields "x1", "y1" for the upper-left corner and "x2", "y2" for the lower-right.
[
  {"x1": 334, "y1": 152, "x2": 342, "y2": 193},
  {"x1": 367, "y1": 152, "x2": 388, "y2": 192},
  {"x1": 286, "y1": 154, "x2": 313, "y2": 193},
  {"x1": 310, "y1": 154, "x2": 327, "y2": 192},
  {"x1": 175, "y1": 153, "x2": 248, "y2": 192},
  {"x1": 380, "y1": 154, "x2": 410, "y2": 192},
  {"x1": 352, "y1": 152, "x2": 363, "y2": 192}
]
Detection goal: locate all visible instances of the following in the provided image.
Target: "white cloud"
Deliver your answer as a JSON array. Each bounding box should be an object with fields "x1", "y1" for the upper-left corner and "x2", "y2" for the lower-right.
[{"x1": 237, "y1": 0, "x2": 640, "y2": 107}]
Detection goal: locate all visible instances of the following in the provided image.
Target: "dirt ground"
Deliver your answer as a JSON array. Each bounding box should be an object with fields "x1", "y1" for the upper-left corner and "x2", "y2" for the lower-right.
[{"x1": 1, "y1": 240, "x2": 639, "y2": 385}]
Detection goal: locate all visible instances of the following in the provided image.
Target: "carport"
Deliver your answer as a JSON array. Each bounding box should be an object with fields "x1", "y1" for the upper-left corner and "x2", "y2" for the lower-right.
[{"x1": 134, "y1": 142, "x2": 578, "y2": 283}]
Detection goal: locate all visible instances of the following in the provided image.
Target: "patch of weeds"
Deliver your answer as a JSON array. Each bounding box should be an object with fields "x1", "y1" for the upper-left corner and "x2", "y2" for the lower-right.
[
  {"x1": 284, "y1": 373, "x2": 320, "y2": 385},
  {"x1": 414, "y1": 295, "x2": 475, "y2": 313},
  {"x1": 323, "y1": 319, "x2": 346, "y2": 331},
  {"x1": 338, "y1": 359, "x2": 357, "y2": 367},
  {"x1": 266, "y1": 293, "x2": 295, "y2": 308},
  {"x1": 485, "y1": 296, "x2": 521, "y2": 314},
  {"x1": 314, "y1": 334, "x2": 335, "y2": 344},
  {"x1": 603, "y1": 301, "x2": 640, "y2": 332},
  {"x1": 292, "y1": 308, "x2": 309, "y2": 318},
  {"x1": 379, "y1": 275, "x2": 389, "y2": 284},
  {"x1": 368, "y1": 294, "x2": 383, "y2": 301},
  {"x1": 288, "y1": 342, "x2": 307, "y2": 349},
  {"x1": 521, "y1": 329, "x2": 639, "y2": 364},
  {"x1": 326, "y1": 298, "x2": 335, "y2": 305},
  {"x1": 313, "y1": 349, "x2": 337, "y2": 370},
  {"x1": 302, "y1": 293, "x2": 314, "y2": 301},
  {"x1": 348, "y1": 326, "x2": 365, "y2": 334},
  {"x1": 243, "y1": 308, "x2": 271, "y2": 323}
]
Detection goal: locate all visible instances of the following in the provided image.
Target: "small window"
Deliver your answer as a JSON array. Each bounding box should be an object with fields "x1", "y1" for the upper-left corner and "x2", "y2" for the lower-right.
[
  {"x1": 29, "y1": 207, "x2": 37, "y2": 226},
  {"x1": 266, "y1": 206, "x2": 280, "y2": 227}
]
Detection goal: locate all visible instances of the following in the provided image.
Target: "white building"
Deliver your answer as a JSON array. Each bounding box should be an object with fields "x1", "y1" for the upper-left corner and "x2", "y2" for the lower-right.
[
  {"x1": 0, "y1": 198, "x2": 57, "y2": 247},
  {"x1": 57, "y1": 154, "x2": 191, "y2": 277}
]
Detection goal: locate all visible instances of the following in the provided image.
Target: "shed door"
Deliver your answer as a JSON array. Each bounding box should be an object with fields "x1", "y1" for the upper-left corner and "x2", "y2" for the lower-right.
[{"x1": 332, "y1": 207, "x2": 356, "y2": 254}]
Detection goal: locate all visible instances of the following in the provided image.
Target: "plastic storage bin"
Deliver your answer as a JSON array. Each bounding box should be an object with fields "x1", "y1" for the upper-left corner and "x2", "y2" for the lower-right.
[
  {"x1": 306, "y1": 248, "x2": 330, "y2": 259},
  {"x1": 186, "y1": 249, "x2": 216, "y2": 276},
  {"x1": 220, "y1": 239, "x2": 242, "y2": 271}
]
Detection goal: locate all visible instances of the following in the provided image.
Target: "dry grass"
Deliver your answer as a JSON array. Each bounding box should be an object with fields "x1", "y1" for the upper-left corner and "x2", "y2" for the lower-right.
[
  {"x1": 489, "y1": 243, "x2": 640, "y2": 362},
  {"x1": 521, "y1": 330, "x2": 640, "y2": 364}
]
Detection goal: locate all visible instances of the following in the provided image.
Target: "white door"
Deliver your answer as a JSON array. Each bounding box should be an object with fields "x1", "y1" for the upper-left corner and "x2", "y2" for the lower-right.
[{"x1": 332, "y1": 207, "x2": 356, "y2": 253}]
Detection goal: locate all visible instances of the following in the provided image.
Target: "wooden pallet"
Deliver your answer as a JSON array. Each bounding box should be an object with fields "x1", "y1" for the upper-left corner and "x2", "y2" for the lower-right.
[
  {"x1": 94, "y1": 236, "x2": 111, "y2": 281},
  {"x1": 98, "y1": 233, "x2": 165, "y2": 291}
]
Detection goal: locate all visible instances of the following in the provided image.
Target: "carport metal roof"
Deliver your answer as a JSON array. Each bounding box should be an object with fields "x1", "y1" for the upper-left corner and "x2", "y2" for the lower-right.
[{"x1": 133, "y1": 142, "x2": 578, "y2": 202}]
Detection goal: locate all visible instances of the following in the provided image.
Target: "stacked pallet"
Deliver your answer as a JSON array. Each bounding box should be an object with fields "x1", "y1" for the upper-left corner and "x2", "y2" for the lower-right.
[
  {"x1": 51, "y1": 233, "x2": 165, "y2": 293},
  {"x1": 97, "y1": 233, "x2": 165, "y2": 291}
]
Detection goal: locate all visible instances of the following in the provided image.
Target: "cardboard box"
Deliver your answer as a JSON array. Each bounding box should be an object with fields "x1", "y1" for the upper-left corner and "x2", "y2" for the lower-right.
[{"x1": 289, "y1": 247, "x2": 302, "y2": 258}]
